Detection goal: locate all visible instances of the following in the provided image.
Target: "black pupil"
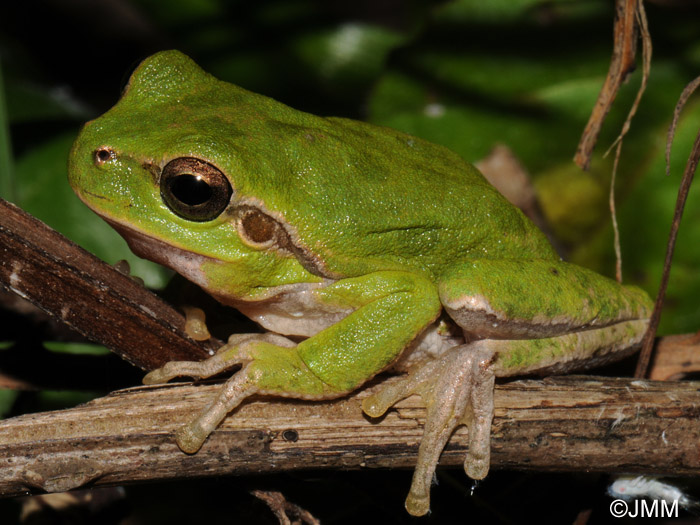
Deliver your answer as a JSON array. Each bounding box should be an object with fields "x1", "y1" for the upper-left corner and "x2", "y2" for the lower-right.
[{"x1": 169, "y1": 174, "x2": 212, "y2": 206}]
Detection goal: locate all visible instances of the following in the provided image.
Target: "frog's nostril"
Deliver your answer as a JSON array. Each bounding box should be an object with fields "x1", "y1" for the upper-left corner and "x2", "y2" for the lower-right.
[{"x1": 94, "y1": 147, "x2": 115, "y2": 165}]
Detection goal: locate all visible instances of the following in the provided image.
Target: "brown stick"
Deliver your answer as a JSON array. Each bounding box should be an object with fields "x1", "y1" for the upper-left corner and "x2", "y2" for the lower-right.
[
  {"x1": 0, "y1": 198, "x2": 217, "y2": 371},
  {"x1": 0, "y1": 374, "x2": 697, "y2": 497}
]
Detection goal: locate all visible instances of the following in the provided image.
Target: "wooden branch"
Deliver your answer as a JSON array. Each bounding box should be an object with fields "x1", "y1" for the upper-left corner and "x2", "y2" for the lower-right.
[
  {"x1": 0, "y1": 198, "x2": 217, "y2": 370},
  {"x1": 0, "y1": 374, "x2": 698, "y2": 497}
]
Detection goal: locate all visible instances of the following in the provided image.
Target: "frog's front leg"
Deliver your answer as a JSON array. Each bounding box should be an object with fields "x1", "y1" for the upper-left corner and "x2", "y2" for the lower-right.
[
  {"x1": 144, "y1": 270, "x2": 441, "y2": 454},
  {"x1": 143, "y1": 333, "x2": 296, "y2": 452}
]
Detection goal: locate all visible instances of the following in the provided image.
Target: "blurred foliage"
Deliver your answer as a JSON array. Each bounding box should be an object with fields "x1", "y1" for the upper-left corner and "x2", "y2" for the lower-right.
[
  {"x1": 1, "y1": 0, "x2": 700, "y2": 522},
  {"x1": 2, "y1": 0, "x2": 698, "y2": 334}
]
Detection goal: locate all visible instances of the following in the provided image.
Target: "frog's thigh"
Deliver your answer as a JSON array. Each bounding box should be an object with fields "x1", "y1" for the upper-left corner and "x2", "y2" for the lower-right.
[{"x1": 438, "y1": 259, "x2": 651, "y2": 341}]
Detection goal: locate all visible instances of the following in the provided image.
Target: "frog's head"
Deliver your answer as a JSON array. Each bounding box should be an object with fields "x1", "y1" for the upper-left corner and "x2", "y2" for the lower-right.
[{"x1": 68, "y1": 50, "x2": 320, "y2": 298}]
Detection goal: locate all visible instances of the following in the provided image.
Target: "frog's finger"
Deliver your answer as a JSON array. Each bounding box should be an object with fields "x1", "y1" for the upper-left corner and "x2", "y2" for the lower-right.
[
  {"x1": 142, "y1": 351, "x2": 245, "y2": 385},
  {"x1": 176, "y1": 364, "x2": 259, "y2": 453},
  {"x1": 142, "y1": 337, "x2": 245, "y2": 384},
  {"x1": 142, "y1": 356, "x2": 241, "y2": 384}
]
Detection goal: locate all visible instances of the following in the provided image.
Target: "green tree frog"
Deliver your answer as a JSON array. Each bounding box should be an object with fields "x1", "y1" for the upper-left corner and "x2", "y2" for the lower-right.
[{"x1": 68, "y1": 50, "x2": 652, "y2": 516}]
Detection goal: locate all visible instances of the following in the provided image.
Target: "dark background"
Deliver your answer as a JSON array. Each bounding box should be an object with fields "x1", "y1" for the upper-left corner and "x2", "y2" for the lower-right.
[{"x1": 1, "y1": 1, "x2": 700, "y2": 523}]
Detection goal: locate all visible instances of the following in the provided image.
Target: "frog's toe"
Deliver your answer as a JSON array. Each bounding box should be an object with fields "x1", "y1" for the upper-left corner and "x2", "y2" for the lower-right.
[
  {"x1": 464, "y1": 370, "x2": 496, "y2": 480},
  {"x1": 362, "y1": 379, "x2": 414, "y2": 418},
  {"x1": 361, "y1": 357, "x2": 442, "y2": 418},
  {"x1": 405, "y1": 489, "x2": 431, "y2": 517}
]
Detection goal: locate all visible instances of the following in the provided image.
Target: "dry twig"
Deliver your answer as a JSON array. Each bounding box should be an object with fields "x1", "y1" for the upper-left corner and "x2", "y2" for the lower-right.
[
  {"x1": 574, "y1": 0, "x2": 645, "y2": 171},
  {"x1": 635, "y1": 76, "x2": 700, "y2": 378}
]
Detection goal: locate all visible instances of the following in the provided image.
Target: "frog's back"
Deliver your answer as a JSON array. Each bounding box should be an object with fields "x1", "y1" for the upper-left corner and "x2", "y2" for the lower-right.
[{"x1": 237, "y1": 110, "x2": 557, "y2": 279}]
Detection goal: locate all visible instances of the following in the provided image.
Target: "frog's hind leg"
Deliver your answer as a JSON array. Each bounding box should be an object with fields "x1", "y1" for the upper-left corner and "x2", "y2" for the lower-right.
[{"x1": 362, "y1": 342, "x2": 496, "y2": 517}]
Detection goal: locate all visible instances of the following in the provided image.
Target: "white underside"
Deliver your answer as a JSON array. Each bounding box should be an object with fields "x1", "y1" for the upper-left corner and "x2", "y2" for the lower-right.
[{"x1": 232, "y1": 281, "x2": 352, "y2": 337}]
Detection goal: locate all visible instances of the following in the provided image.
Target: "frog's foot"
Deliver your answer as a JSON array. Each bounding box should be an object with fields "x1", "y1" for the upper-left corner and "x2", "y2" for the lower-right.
[
  {"x1": 142, "y1": 333, "x2": 296, "y2": 453},
  {"x1": 362, "y1": 342, "x2": 496, "y2": 517}
]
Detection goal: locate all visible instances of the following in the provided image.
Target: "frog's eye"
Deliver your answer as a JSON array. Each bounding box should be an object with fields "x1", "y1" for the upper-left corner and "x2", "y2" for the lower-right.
[{"x1": 160, "y1": 157, "x2": 233, "y2": 222}]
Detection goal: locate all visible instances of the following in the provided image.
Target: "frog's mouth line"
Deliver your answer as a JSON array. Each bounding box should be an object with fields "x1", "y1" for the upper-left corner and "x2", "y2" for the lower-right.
[
  {"x1": 81, "y1": 189, "x2": 110, "y2": 202},
  {"x1": 103, "y1": 217, "x2": 212, "y2": 289}
]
